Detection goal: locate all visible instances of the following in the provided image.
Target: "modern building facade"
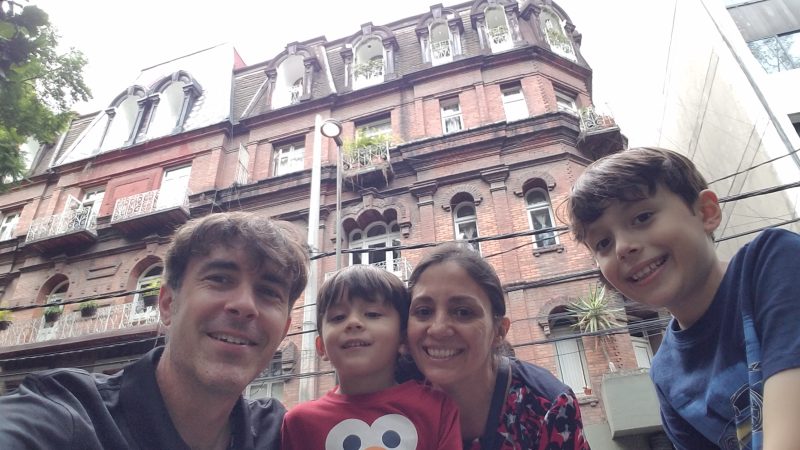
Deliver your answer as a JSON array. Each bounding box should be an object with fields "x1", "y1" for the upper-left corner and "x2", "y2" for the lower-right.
[{"x1": 0, "y1": 1, "x2": 670, "y2": 448}]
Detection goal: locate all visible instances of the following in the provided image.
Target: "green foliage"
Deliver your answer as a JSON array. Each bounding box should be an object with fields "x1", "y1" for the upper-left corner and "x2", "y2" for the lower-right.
[
  {"x1": 566, "y1": 284, "x2": 623, "y2": 334},
  {"x1": 342, "y1": 131, "x2": 391, "y2": 157},
  {"x1": 0, "y1": 2, "x2": 91, "y2": 186},
  {"x1": 78, "y1": 300, "x2": 98, "y2": 311},
  {"x1": 141, "y1": 279, "x2": 162, "y2": 297},
  {"x1": 0, "y1": 309, "x2": 11, "y2": 322},
  {"x1": 44, "y1": 304, "x2": 63, "y2": 315}
]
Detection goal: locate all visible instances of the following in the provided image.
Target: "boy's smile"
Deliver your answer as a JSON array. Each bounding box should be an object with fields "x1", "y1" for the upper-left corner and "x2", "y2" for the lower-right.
[{"x1": 584, "y1": 186, "x2": 726, "y2": 328}]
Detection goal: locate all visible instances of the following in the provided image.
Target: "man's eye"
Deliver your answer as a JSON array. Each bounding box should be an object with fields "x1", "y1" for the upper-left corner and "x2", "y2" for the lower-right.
[{"x1": 206, "y1": 274, "x2": 231, "y2": 285}]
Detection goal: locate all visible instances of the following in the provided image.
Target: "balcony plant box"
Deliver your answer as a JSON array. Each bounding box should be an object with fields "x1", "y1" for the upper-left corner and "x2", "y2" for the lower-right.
[
  {"x1": 79, "y1": 300, "x2": 99, "y2": 318},
  {"x1": 44, "y1": 305, "x2": 64, "y2": 323},
  {"x1": 141, "y1": 279, "x2": 161, "y2": 307},
  {"x1": 0, "y1": 310, "x2": 11, "y2": 330}
]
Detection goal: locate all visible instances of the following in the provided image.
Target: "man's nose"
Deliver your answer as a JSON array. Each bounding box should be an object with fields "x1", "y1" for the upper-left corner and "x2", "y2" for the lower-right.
[{"x1": 225, "y1": 288, "x2": 258, "y2": 319}]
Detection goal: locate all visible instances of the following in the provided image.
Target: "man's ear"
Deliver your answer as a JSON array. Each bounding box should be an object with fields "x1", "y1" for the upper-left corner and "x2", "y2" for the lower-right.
[
  {"x1": 696, "y1": 189, "x2": 722, "y2": 235},
  {"x1": 158, "y1": 283, "x2": 174, "y2": 326},
  {"x1": 282, "y1": 317, "x2": 292, "y2": 338},
  {"x1": 315, "y1": 335, "x2": 329, "y2": 361}
]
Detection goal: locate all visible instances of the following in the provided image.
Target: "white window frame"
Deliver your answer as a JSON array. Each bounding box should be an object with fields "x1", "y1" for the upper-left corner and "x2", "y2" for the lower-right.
[
  {"x1": 631, "y1": 336, "x2": 654, "y2": 369},
  {"x1": 0, "y1": 212, "x2": 20, "y2": 241},
  {"x1": 552, "y1": 325, "x2": 591, "y2": 393},
  {"x1": 235, "y1": 143, "x2": 250, "y2": 185},
  {"x1": 349, "y1": 222, "x2": 403, "y2": 278},
  {"x1": 130, "y1": 265, "x2": 162, "y2": 324},
  {"x1": 356, "y1": 117, "x2": 392, "y2": 139},
  {"x1": 37, "y1": 280, "x2": 69, "y2": 342},
  {"x1": 273, "y1": 142, "x2": 305, "y2": 176},
  {"x1": 429, "y1": 22, "x2": 454, "y2": 65},
  {"x1": 525, "y1": 188, "x2": 558, "y2": 248},
  {"x1": 485, "y1": 6, "x2": 513, "y2": 53},
  {"x1": 556, "y1": 91, "x2": 578, "y2": 116},
  {"x1": 453, "y1": 202, "x2": 480, "y2": 254},
  {"x1": 244, "y1": 352, "x2": 285, "y2": 401},
  {"x1": 501, "y1": 84, "x2": 528, "y2": 122},
  {"x1": 440, "y1": 98, "x2": 464, "y2": 134},
  {"x1": 157, "y1": 166, "x2": 191, "y2": 210}
]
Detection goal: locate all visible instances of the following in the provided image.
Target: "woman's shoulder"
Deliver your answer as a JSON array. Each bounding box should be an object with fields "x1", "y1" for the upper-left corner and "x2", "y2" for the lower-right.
[{"x1": 507, "y1": 358, "x2": 573, "y2": 399}]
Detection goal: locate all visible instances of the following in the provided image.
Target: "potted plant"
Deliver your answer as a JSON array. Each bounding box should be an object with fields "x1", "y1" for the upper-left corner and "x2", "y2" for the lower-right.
[
  {"x1": 342, "y1": 132, "x2": 392, "y2": 170},
  {"x1": 78, "y1": 300, "x2": 99, "y2": 318},
  {"x1": 566, "y1": 283, "x2": 624, "y2": 372},
  {"x1": 44, "y1": 304, "x2": 64, "y2": 323},
  {"x1": 140, "y1": 279, "x2": 161, "y2": 307},
  {"x1": 0, "y1": 309, "x2": 12, "y2": 330}
]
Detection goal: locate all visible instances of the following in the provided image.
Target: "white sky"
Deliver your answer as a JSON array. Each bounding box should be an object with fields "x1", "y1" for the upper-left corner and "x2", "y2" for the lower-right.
[{"x1": 30, "y1": 0, "x2": 675, "y2": 146}]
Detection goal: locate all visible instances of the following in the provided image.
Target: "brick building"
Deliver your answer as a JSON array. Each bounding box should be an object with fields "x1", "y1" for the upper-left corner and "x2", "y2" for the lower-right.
[{"x1": 0, "y1": 1, "x2": 668, "y2": 448}]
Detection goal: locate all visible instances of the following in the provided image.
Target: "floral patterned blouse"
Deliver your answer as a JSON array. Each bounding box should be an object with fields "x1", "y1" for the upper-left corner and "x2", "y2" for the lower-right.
[{"x1": 465, "y1": 359, "x2": 591, "y2": 450}]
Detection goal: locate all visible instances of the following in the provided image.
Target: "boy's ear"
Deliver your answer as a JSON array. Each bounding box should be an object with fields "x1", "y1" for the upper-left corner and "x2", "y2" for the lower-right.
[
  {"x1": 696, "y1": 189, "x2": 722, "y2": 235},
  {"x1": 315, "y1": 335, "x2": 329, "y2": 361}
]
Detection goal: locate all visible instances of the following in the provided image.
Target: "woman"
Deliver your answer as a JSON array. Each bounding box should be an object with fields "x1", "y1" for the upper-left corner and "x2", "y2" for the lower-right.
[{"x1": 406, "y1": 244, "x2": 590, "y2": 449}]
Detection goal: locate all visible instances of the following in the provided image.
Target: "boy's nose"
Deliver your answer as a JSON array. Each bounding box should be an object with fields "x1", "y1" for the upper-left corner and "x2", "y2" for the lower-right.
[
  {"x1": 345, "y1": 315, "x2": 364, "y2": 330},
  {"x1": 616, "y1": 236, "x2": 640, "y2": 260}
]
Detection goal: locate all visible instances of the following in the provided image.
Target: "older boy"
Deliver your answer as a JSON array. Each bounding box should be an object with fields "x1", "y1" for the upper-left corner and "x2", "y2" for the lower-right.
[
  {"x1": 281, "y1": 264, "x2": 461, "y2": 450},
  {"x1": 0, "y1": 212, "x2": 309, "y2": 450},
  {"x1": 567, "y1": 147, "x2": 800, "y2": 450}
]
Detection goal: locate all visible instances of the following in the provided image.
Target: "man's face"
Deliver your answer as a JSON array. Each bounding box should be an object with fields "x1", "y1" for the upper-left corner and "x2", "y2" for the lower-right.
[{"x1": 159, "y1": 244, "x2": 292, "y2": 396}]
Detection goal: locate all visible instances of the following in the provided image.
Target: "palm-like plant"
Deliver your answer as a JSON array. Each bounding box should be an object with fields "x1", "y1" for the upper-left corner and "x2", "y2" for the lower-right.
[{"x1": 567, "y1": 283, "x2": 624, "y2": 371}]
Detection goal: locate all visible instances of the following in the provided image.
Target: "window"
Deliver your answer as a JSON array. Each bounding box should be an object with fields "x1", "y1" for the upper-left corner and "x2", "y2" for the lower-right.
[
  {"x1": 235, "y1": 144, "x2": 250, "y2": 185},
  {"x1": 273, "y1": 142, "x2": 305, "y2": 176},
  {"x1": 552, "y1": 324, "x2": 590, "y2": 393},
  {"x1": 540, "y1": 9, "x2": 576, "y2": 61},
  {"x1": 130, "y1": 265, "x2": 162, "y2": 324},
  {"x1": 631, "y1": 337, "x2": 654, "y2": 369},
  {"x1": 501, "y1": 84, "x2": 528, "y2": 122},
  {"x1": 245, "y1": 352, "x2": 285, "y2": 401},
  {"x1": 0, "y1": 212, "x2": 20, "y2": 241},
  {"x1": 157, "y1": 166, "x2": 191, "y2": 210},
  {"x1": 356, "y1": 117, "x2": 392, "y2": 139},
  {"x1": 82, "y1": 189, "x2": 105, "y2": 226},
  {"x1": 747, "y1": 30, "x2": 800, "y2": 74},
  {"x1": 430, "y1": 22, "x2": 453, "y2": 65},
  {"x1": 349, "y1": 222, "x2": 405, "y2": 280},
  {"x1": 526, "y1": 188, "x2": 557, "y2": 248},
  {"x1": 556, "y1": 91, "x2": 577, "y2": 115},
  {"x1": 102, "y1": 96, "x2": 140, "y2": 151},
  {"x1": 147, "y1": 81, "x2": 186, "y2": 138},
  {"x1": 353, "y1": 37, "x2": 385, "y2": 89},
  {"x1": 453, "y1": 202, "x2": 479, "y2": 253},
  {"x1": 440, "y1": 98, "x2": 463, "y2": 134},
  {"x1": 37, "y1": 280, "x2": 68, "y2": 342},
  {"x1": 273, "y1": 55, "x2": 306, "y2": 108},
  {"x1": 485, "y1": 6, "x2": 513, "y2": 53}
]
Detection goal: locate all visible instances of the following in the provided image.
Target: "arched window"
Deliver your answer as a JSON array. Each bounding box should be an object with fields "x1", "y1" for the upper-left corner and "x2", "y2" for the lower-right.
[
  {"x1": 349, "y1": 221, "x2": 404, "y2": 279},
  {"x1": 101, "y1": 96, "x2": 140, "y2": 151},
  {"x1": 549, "y1": 307, "x2": 590, "y2": 393},
  {"x1": 429, "y1": 22, "x2": 453, "y2": 65},
  {"x1": 130, "y1": 264, "x2": 162, "y2": 324},
  {"x1": 526, "y1": 188, "x2": 557, "y2": 248},
  {"x1": 147, "y1": 81, "x2": 187, "y2": 138},
  {"x1": 272, "y1": 55, "x2": 306, "y2": 109},
  {"x1": 540, "y1": 9, "x2": 576, "y2": 61},
  {"x1": 485, "y1": 6, "x2": 512, "y2": 53},
  {"x1": 353, "y1": 37, "x2": 384, "y2": 89},
  {"x1": 453, "y1": 201, "x2": 480, "y2": 253},
  {"x1": 37, "y1": 280, "x2": 69, "y2": 342}
]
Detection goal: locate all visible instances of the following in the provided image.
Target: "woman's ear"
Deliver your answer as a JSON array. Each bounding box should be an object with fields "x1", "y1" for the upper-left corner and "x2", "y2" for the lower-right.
[
  {"x1": 493, "y1": 317, "x2": 511, "y2": 347},
  {"x1": 696, "y1": 189, "x2": 722, "y2": 235}
]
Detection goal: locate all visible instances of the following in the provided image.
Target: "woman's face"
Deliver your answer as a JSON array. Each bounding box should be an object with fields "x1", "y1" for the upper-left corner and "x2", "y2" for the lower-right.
[{"x1": 407, "y1": 261, "x2": 505, "y2": 391}]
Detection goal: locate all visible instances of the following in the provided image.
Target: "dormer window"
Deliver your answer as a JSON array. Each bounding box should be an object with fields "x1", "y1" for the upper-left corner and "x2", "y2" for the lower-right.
[
  {"x1": 101, "y1": 95, "x2": 141, "y2": 151},
  {"x1": 430, "y1": 23, "x2": 453, "y2": 65},
  {"x1": 147, "y1": 81, "x2": 187, "y2": 138},
  {"x1": 485, "y1": 6, "x2": 513, "y2": 53},
  {"x1": 540, "y1": 9, "x2": 576, "y2": 61},
  {"x1": 353, "y1": 37, "x2": 385, "y2": 89},
  {"x1": 272, "y1": 54, "x2": 306, "y2": 109},
  {"x1": 290, "y1": 78, "x2": 303, "y2": 104}
]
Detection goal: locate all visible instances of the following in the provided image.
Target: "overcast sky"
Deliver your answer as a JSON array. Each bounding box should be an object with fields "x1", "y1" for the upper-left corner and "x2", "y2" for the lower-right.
[{"x1": 30, "y1": 0, "x2": 681, "y2": 146}]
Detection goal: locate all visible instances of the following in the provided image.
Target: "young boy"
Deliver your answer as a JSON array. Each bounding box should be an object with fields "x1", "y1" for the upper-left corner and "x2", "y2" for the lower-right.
[
  {"x1": 281, "y1": 264, "x2": 461, "y2": 450},
  {"x1": 567, "y1": 147, "x2": 800, "y2": 450}
]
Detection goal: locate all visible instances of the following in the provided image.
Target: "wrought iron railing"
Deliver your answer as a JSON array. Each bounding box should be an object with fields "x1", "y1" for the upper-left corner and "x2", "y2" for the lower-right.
[
  {"x1": 26, "y1": 206, "x2": 97, "y2": 243},
  {"x1": 352, "y1": 59, "x2": 385, "y2": 82},
  {"x1": 488, "y1": 25, "x2": 510, "y2": 46},
  {"x1": 0, "y1": 302, "x2": 160, "y2": 348},
  {"x1": 343, "y1": 141, "x2": 390, "y2": 172},
  {"x1": 431, "y1": 40, "x2": 453, "y2": 61},
  {"x1": 326, "y1": 257, "x2": 413, "y2": 281},
  {"x1": 111, "y1": 188, "x2": 190, "y2": 223},
  {"x1": 579, "y1": 106, "x2": 618, "y2": 133}
]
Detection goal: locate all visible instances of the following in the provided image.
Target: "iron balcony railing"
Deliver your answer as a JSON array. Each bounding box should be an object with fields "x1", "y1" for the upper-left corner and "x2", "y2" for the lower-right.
[
  {"x1": 111, "y1": 188, "x2": 190, "y2": 223},
  {"x1": 431, "y1": 39, "x2": 453, "y2": 61},
  {"x1": 343, "y1": 141, "x2": 390, "y2": 172},
  {"x1": 26, "y1": 206, "x2": 97, "y2": 243},
  {"x1": 579, "y1": 106, "x2": 618, "y2": 133},
  {"x1": 487, "y1": 25, "x2": 510, "y2": 46},
  {"x1": 325, "y1": 257, "x2": 413, "y2": 281},
  {"x1": 0, "y1": 302, "x2": 160, "y2": 348}
]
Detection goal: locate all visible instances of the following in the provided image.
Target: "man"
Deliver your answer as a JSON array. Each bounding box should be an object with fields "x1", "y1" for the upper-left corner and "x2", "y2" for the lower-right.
[{"x1": 0, "y1": 212, "x2": 309, "y2": 449}]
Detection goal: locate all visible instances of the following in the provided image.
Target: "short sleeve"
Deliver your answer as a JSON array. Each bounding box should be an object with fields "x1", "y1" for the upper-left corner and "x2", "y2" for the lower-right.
[
  {"x1": 0, "y1": 376, "x2": 75, "y2": 448},
  {"x1": 656, "y1": 384, "x2": 718, "y2": 450}
]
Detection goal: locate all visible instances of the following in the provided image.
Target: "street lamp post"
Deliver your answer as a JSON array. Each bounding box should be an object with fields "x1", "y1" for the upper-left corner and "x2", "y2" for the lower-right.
[{"x1": 320, "y1": 119, "x2": 344, "y2": 270}]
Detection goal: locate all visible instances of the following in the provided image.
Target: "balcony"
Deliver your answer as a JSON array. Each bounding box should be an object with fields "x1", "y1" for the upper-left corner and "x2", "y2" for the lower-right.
[
  {"x1": 342, "y1": 140, "x2": 393, "y2": 188},
  {"x1": 431, "y1": 40, "x2": 453, "y2": 65},
  {"x1": 601, "y1": 369, "x2": 663, "y2": 437},
  {"x1": 110, "y1": 188, "x2": 190, "y2": 236},
  {"x1": 0, "y1": 302, "x2": 160, "y2": 350},
  {"x1": 25, "y1": 206, "x2": 97, "y2": 253},
  {"x1": 487, "y1": 25, "x2": 512, "y2": 52},
  {"x1": 577, "y1": 105, "x2": 628, "y2": 159},
  {"x1": 325, "y1": 257, "x2": 413, "y2": 282}
]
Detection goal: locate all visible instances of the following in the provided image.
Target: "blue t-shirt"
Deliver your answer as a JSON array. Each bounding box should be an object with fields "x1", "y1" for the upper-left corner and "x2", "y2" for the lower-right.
[{"x1": 651, "y1": 228, "x2": 800, "y2": 450}]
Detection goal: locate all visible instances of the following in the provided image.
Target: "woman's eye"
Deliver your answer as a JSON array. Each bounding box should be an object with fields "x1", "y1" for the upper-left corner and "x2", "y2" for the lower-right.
[
  {"x1": 594, "y1": 238, "x2": 611, "y2": 252},
  {"x1": 454, "y1": 308, "x2": 473, "y2": 319},
  {"x1": 633, "y1": 212, "x2": 653, "y2": 225},
  {"x1": 411, "y1": 307, "x2": 432, "y2": 318}
]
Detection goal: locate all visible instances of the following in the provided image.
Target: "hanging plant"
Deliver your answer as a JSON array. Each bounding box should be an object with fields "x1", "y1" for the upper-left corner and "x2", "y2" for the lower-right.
[
  {"x1": 566, "y1": 283, "x2": 623, "y2": 371},
  {"x1": 0, "y1": 309, "x2": 12, "y2": 330},
  {"x1": 140, "y1": 279, "x2": 162, "y2": 307},
  {"x1": 78, "y1": 300, "x2": 99, "y2": 318},
  {"x1": 44, "y1": 304, "x2": 64, "y2": 323}
]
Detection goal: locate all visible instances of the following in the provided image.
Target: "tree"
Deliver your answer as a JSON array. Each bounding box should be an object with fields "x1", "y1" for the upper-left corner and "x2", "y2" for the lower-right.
[
  {"x1": 566, "y1": 283, "x2": 624, "y2": 372},
  {"x1": 0, "y1": 0, "x2": 90, "y2": 186}
]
